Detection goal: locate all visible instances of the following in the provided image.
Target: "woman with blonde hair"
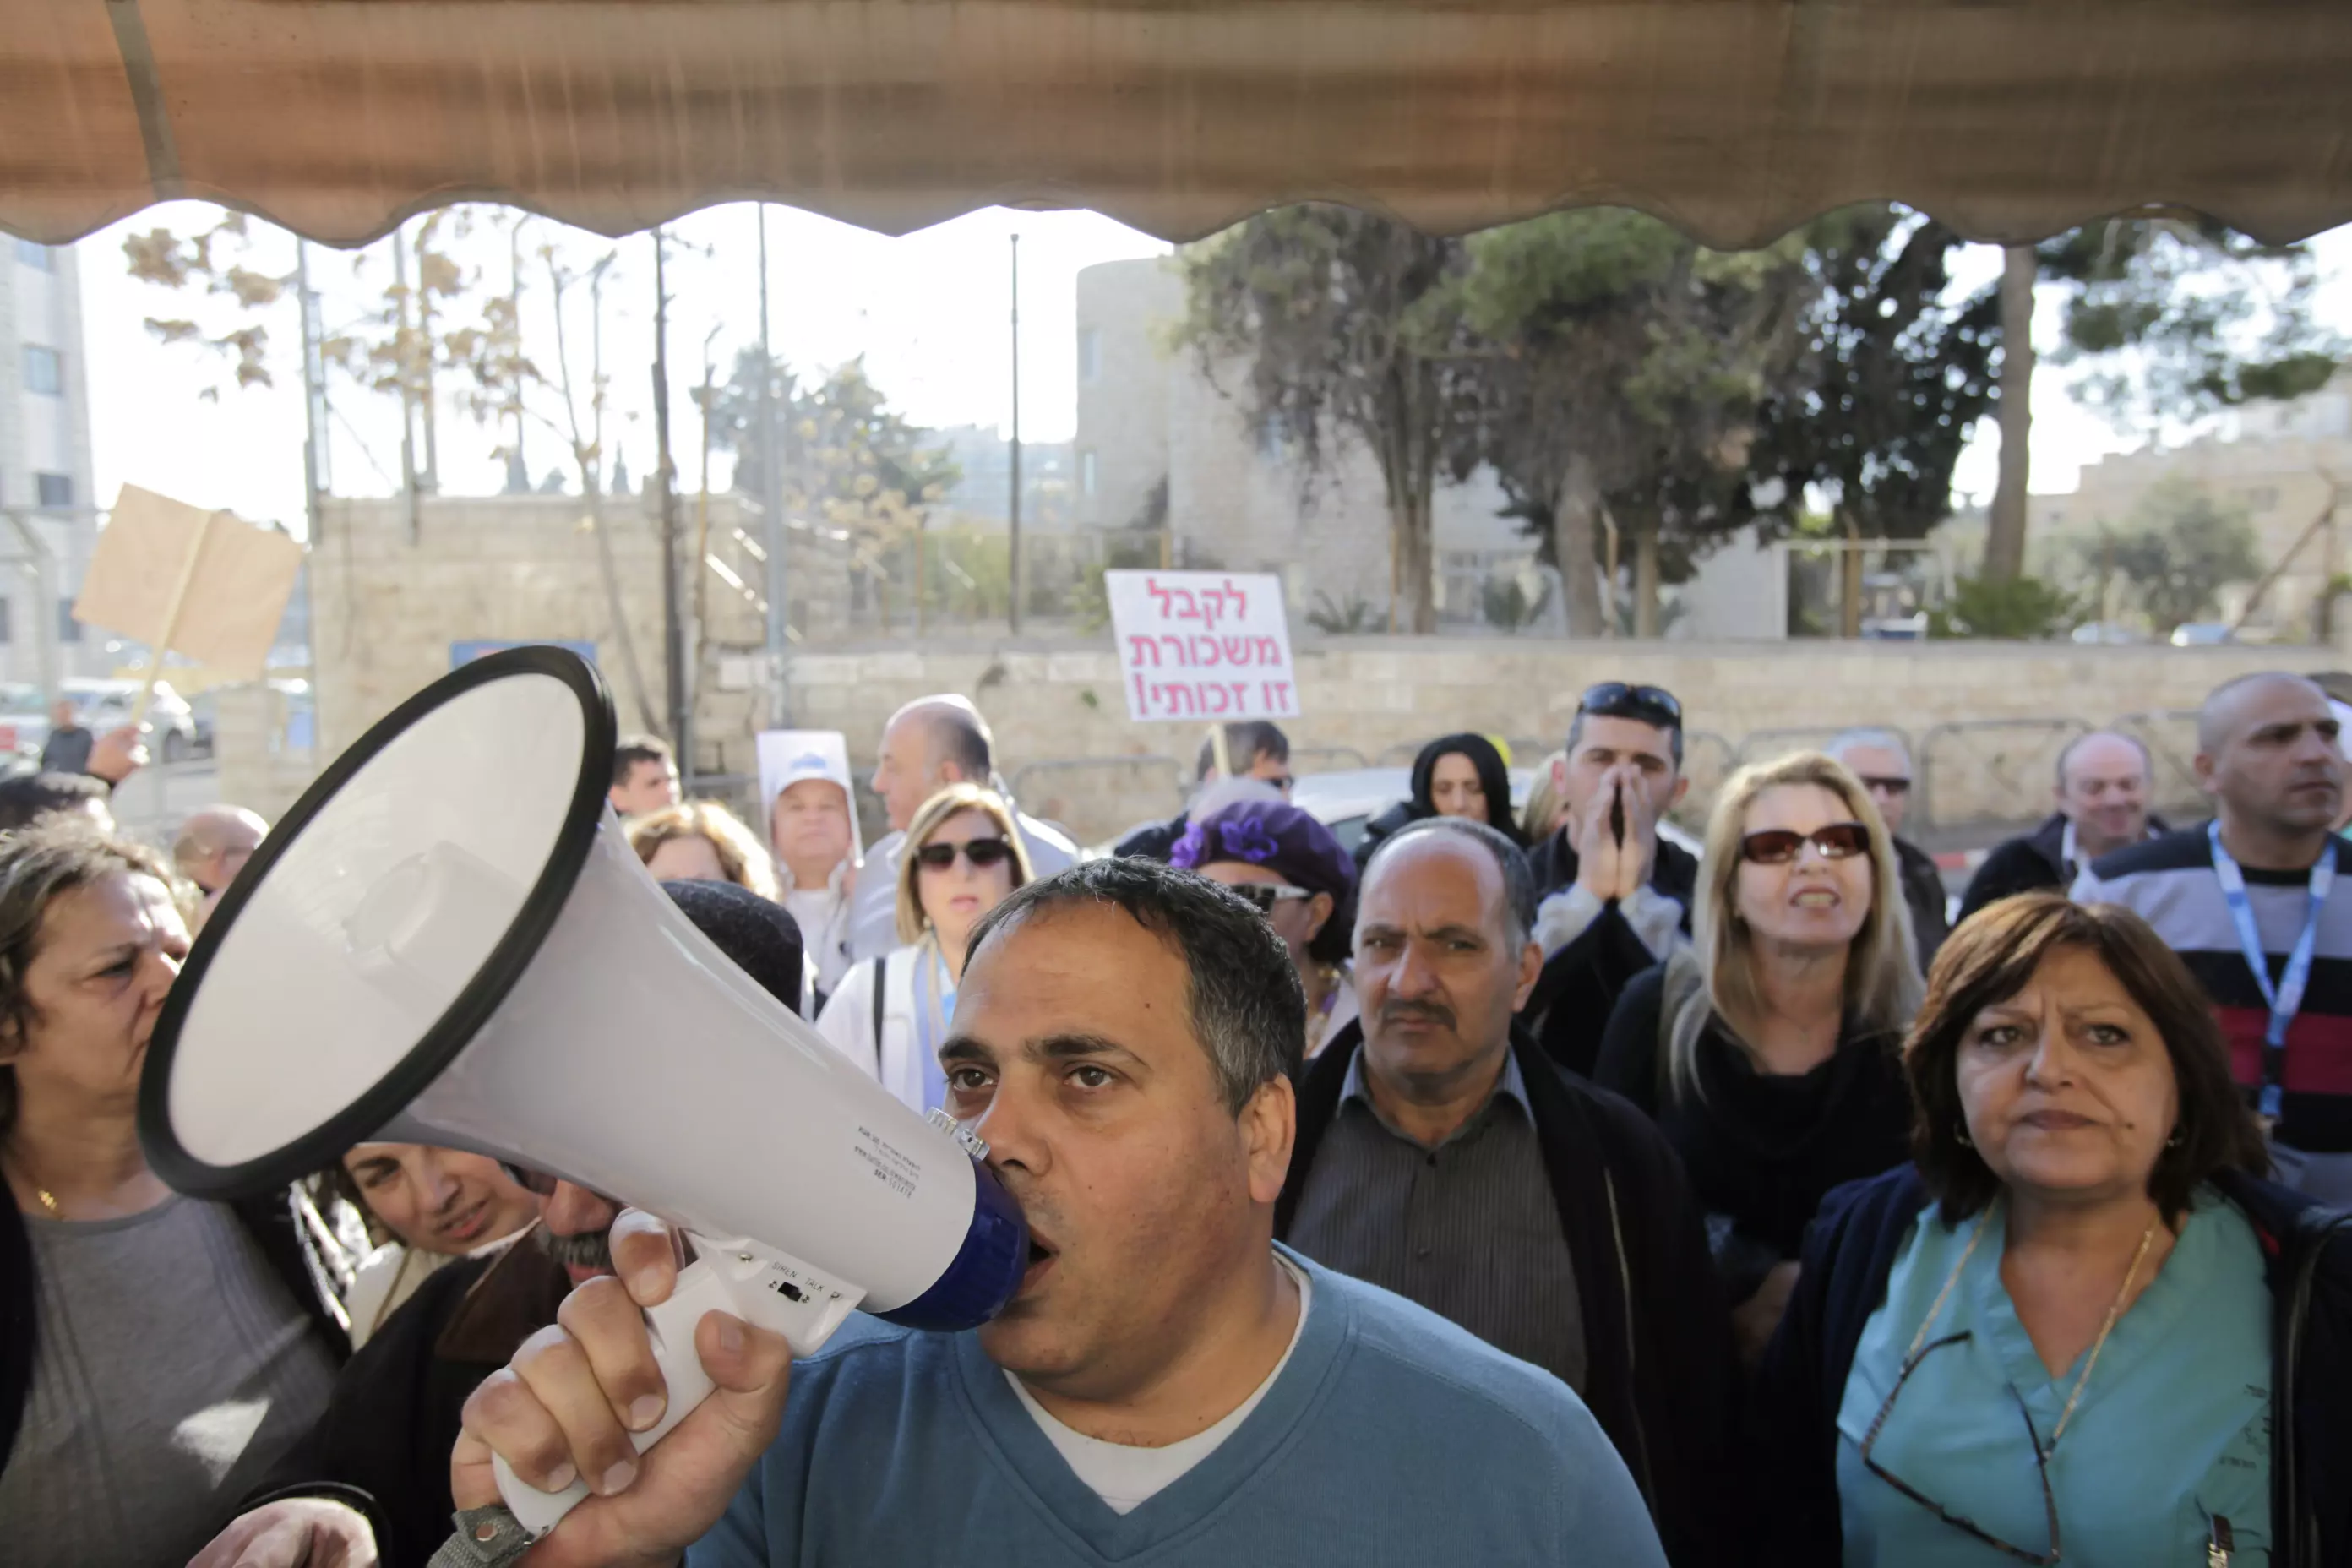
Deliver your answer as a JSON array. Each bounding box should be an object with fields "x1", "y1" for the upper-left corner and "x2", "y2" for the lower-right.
[
  {"x1": 625, "y1": 799, "x2": 780, "y2": 902},
  {"x1": 815, "y1": 783, "x2": 1032, "y2": 1113},
  {"x1": 1595, "y1": 750, "x2": 1923, "y2": 1363}
]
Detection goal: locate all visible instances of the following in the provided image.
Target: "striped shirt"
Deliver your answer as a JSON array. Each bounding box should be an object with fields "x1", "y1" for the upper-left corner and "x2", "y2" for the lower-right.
[
  {"x1": 1284, "y1": 1047, "x2": 1587, "y2": 1393},
  {"x1": 2074, "y1": 827, "x2": 2352, "y2": 1153}
]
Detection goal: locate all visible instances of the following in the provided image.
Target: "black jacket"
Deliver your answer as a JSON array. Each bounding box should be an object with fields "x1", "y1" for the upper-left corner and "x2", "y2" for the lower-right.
[
  {"x1": 1892, "y1": 836, "x2": 1950, "y2": 972},
  {"x1": 1112, "y1": 809, "x2": 1189, "y2": 863},
  {"x1": 1750, "y1": 1163, "x2": 2352, "y2": 1567},
  {"x1": 1957, "y1": 811, "x2": 2173, "y2": 925},
  {"x1": 245, "y1": 1238, "x2": 569, "y2": 1568},
  {"x1": 1524, "y1": 830, "x2": 1701, "y2": 1077},
  {"x1": 1, "y1": 1185, "x2": 349, "y2": 1476},
  {"x1": 1277, "y1": 1021, "x2": 1740, "y2": 1568}
]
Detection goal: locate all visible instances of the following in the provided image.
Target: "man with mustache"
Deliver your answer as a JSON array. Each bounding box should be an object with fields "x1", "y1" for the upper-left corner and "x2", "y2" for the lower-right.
[
  {"x1": 449, "y1": 858, "x2": 1668, "y2": 1568},
  {"x1": 2074, "y1": 671, "x2": 2352, "y2": 1202},
  {"x1": 1278, "y1": 817, "x2": 1737, "y2": 1568},
  {"x1": 187, "y1": 880, "x2": 804, "y2": 1568}
]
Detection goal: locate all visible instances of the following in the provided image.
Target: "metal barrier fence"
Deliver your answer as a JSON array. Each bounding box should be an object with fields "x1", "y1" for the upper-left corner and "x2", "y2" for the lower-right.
[
  {"x1": 1916, "y1": 718, "x2": 2091, "y2": 836},
  {"x1": 678, "y1": 708, "x2": 2205, "y2": 861},
  {"x1": 2113, "y1": 710, "x2": 2208, "y2": 825}
]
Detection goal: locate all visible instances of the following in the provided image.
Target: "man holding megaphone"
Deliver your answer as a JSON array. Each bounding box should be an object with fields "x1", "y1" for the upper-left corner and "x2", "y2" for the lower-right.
[{"x1": 442, "y1": 860, "x2": 1669, "y2": 1568}]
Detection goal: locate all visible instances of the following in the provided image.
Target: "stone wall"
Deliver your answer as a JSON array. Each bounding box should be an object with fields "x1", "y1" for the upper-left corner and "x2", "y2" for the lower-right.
[{"x1": 308, "y1": 491, "x2": 854, "y2": 781}]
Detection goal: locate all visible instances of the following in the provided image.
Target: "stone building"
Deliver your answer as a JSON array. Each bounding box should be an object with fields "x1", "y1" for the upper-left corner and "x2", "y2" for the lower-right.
[
  {"x1": 2044, "y1": 370, "x2": 2352, "y2": 631},
  {"x1": 0, "y1": 237, "x2": 101, "y2": 686},
  {"x1": 307, "y1": 488, "x2": 853, "y2": 781}
]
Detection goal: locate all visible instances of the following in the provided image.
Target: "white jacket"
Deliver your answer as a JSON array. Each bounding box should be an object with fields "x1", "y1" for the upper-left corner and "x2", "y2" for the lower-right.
[{"x1": 814, "y1": 944, "x2": 936, "y2": 1114}]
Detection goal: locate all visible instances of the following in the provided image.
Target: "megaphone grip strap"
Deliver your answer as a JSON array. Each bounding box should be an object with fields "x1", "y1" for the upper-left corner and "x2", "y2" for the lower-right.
[{"x1": 428, "y1": 1504, "x2": 532, "y2": 1568}]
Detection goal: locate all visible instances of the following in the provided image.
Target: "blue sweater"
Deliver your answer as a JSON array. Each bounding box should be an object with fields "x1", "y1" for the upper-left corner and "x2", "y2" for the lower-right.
[{"x1": 689, "y1": 1250, "x2": 1668, "y2": 1567}]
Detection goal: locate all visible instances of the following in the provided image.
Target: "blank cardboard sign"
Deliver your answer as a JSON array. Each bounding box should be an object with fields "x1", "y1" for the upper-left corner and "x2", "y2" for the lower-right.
[{"x1": 74, "y1": 486, "x2": 304, "y2": 681}]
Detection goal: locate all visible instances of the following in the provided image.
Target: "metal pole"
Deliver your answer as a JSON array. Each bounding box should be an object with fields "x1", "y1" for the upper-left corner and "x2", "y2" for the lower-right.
[
  {"x1": 1008, "y1": 233, "x2": 1022, "y2": 635},
  {"x1": 652, "y1": 229, "x2": 688, "y2": 754},
  {"x1": 392, "y1": 224, "x2": 422, "y2": 542},
  {"x1": 758, "y1": 206, "x2": 789, "y2": 727},
  {"x1": 296, "y1": 240, "x2": 329, "y2": 693}
]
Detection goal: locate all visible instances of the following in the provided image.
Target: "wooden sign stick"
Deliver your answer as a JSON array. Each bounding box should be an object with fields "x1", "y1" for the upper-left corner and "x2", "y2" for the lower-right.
[{"x1": 128, "y1": 507, "x2": 220, "y2": 733}]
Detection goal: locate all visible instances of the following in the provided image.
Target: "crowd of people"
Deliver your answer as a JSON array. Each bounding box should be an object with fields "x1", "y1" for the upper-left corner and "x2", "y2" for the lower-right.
[{"x1": 0, "y1": 667, "x2": 2349, "y2": 1566}]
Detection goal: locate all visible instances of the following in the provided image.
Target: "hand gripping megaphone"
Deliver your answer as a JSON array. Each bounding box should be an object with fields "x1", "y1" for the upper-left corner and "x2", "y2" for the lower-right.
[{"x1": 137, "y1": 648, "x2": 1026, "y2": 1536}]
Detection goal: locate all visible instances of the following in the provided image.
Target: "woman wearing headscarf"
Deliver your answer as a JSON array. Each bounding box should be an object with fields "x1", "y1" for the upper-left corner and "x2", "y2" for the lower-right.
[
  {"x1": 1173, "y1": 800, "x2": 1361, "y2": 1057},
  {"x1": 1355, "y1": 733, "x2": 1524, "y2": 871}
]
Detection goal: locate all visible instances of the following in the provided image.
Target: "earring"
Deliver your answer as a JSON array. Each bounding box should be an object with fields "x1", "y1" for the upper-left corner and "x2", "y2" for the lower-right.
[
  {"x1": 1953, "y1": 1128, "x2": 1972, "y2": 1148},
  {"x1": 2165, "y1": 1129, "x2": 2185, "y2": 1149}
]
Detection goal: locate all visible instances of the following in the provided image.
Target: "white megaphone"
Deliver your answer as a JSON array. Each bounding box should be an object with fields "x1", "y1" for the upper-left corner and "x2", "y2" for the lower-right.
[{"x1": 138, "y1": 647, "x2": 1027, "y2": 1538}]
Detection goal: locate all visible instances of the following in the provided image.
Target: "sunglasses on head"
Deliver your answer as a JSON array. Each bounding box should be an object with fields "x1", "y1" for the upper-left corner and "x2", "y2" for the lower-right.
[
  {"x1": 914, "y1": 837, "x2": 1015, "y2": 872},
  {"x1": 1741, "y1": 822, "x2": 1871, "y2": 864},
  {"x1": 1576, "y1": 682, "x2": 1683, "y2": 729},
  {"x1": 1227, "y1": 884, "x2": 1313, "y2": 914}
]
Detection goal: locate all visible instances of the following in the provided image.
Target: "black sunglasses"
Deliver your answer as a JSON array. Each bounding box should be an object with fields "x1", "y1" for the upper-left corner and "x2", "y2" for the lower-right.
[
  {"x1": 1576, "y1": 682, "x2": 1683, "y2": 729},
  {"x1": 1227, "y1": 885, "x2": 1313, "y2": 914},
  {"x1": 914, "y1": 837, "x2": 1015, "y2": 872},
  {"x1": 1858, "y1": 775, "x2": 1913, "y2": 797},
  {"x1": 1860, "y1": 1331, "x2": 2060, "y2": 1564},
  {"x1": 1740, "y1": 822, "x2": 1871, "y2": 864}
]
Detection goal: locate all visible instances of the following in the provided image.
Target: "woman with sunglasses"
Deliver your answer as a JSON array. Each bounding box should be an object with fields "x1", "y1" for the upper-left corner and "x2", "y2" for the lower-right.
[
  {"x1": 1171, "y1": 799, "x2": 1360, "y2": 1058},
  {"x1": 815, "y1": 783, "x2": 1033, "y2": 1113},
  {"x1": 1596, "y1": 751, "x2": 1924, "y2": 1364},
  {"x1": 1753, "y1": 894, "x2": 2352, "y2": 1567}
]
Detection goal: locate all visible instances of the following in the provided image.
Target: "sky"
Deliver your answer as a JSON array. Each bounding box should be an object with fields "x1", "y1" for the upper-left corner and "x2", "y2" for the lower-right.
[{"x1": 69, "y1": 202, "x2": 2352, "y2": 541}]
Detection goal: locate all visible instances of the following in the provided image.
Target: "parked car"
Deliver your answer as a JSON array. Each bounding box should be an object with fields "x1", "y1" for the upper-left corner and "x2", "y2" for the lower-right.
[
  {"x1": 2071, "y1": 620, "x2": 2145, "y2": 645},
  {"x1": 2170, "y1": 621, "x2": 2236, "y2": 647},
  {"x1": 0, "y1": 684, "x2": 48, "y2": 763},
  {"x1": 61, "y1": 678, "x2": 201, "y2": 763}
]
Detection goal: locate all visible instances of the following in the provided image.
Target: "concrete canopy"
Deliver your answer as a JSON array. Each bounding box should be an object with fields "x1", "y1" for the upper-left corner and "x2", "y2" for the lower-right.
[{"x1": 6, "y1": 0, "x2": 2350, "y2": 248}]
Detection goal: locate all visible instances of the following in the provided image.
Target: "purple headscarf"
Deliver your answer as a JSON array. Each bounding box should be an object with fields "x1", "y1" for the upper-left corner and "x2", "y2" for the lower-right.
[{"x1": 1171, "y1": 800, "x2": 1358, "y2": 909}]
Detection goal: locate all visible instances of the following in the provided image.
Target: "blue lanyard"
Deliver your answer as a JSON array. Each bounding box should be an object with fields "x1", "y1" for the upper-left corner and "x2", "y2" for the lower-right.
[
  {"x1": 2208, "y1": 821, "x2": 2335, "y2": 1120},
  {"x1": 912, "y1": 949, "x2": 956, "y2": 1115}
]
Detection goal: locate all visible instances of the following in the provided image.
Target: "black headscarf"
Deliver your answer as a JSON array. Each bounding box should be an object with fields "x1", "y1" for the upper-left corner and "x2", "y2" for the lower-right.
[{"x1": 1408, "y1": 733, "x2": 1522, "y2": 847}]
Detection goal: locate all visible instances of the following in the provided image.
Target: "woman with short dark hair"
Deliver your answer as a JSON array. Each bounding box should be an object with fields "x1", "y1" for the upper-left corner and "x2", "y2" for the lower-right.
[
  {"x1": 1752, "y1": 893, "x2": 2352, "y2": 1566},
  {"x1": 0, "y1": 823, "x2": 343, "y2": 1565}
]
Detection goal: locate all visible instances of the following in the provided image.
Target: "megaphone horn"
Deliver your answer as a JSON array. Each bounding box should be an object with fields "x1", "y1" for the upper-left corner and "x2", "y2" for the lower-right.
[{"x1": 139, "y1": 647, "x2": 1026, "y2": 1537}]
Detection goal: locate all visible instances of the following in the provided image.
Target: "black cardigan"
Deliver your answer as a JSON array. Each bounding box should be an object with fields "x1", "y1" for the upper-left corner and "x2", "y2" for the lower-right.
[
  {"x1": 243, "y1": 1238, "x2": 569, "y2": 1567},
  {"x1": 1, "y1": 1184, "x2": 350, "y2": 1477},
  {"x1": 1277, "y1": 1021, "x2": 1740, "y2": 1568},
  {"x1": 1749, "y1": 1163, "x2": 2352, "y2": 1567}
]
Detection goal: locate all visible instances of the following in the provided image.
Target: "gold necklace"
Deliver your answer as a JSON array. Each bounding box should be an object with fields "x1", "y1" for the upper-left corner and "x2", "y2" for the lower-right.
[
  {"x1": 2, "y1": 1143, "x2": 61, "y2": 1217},
  {"x1": 1912, "y1": 1204, "x2": 2159, "y2": 1446}
]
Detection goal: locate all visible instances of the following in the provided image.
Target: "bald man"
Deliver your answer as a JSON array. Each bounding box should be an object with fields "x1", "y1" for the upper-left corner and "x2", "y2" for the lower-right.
[
  {"x1": 1957, "y1": 731, "x2": 2166, "y2": 923},
  {"x1": 2073, "y1": 673, "x2": 2352, "y2": 1201},
  {"x1": 843, "y1": 694, "x2": 1077, "y2": 961},
  {"x1": 174, "y1": 803, "x2": 268, "y2": 896}
]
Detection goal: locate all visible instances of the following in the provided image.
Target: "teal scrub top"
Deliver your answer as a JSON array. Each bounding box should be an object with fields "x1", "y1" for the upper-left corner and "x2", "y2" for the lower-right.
[{"x1": 1834, "y1": 1186, "x2": 2273, "y2": 1566}]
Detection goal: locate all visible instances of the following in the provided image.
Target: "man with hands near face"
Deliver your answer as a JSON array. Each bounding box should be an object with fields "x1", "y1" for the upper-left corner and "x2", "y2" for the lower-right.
[
  {"x1": 1522, "y1": 683, "x2": 1696, "y2": 1075},
  {"x1": 447, "y1": 860, "x2": 1667, "y2": 1568}
]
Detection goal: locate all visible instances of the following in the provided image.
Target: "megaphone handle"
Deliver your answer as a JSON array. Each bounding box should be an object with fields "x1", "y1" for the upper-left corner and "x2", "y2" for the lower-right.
[{"x1": 492, "y1": 1244, "x2": 863, "y2": 1539}]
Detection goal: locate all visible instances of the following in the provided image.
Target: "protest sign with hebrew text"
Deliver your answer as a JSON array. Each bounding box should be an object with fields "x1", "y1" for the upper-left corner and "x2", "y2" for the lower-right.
[{"x1": 1105, "y1": 570, "x2": 1299, "y2": 723}]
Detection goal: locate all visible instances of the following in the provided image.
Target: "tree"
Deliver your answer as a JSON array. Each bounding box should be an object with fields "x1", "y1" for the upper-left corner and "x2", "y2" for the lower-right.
[
  {"x1": 1179, "y1": 207, "x2": 1478, "y2": 634},
  {"x1": 1452, "y1": 210, "x2": 1815, "y2": 635},
  {"x1": 1981, "y1": 219, "x2": 2344, "y2": 583},
  {"x1": 705, "y1": 353, "x2": 960, "y2": 625},
  {"x1": 2107, "y1": 479, "x2": 2265, "y2": 634},
  {"x1": 1744, "y1": 206, "x2": 2000, "y2": 632}
]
